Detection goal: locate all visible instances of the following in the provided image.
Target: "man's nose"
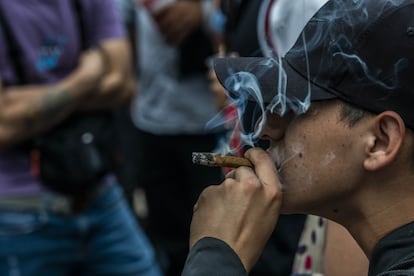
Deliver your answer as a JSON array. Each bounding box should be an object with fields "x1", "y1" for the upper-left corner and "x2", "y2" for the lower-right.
[{"x1": 257, "y1": 112, "x2": 292, "y2": 142}]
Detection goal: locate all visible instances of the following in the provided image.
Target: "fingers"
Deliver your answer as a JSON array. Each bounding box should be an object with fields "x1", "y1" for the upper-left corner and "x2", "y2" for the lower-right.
[
  {"x1": 225, "y1": 166, "x2": 256, "y2": 183},
  {"x1": 156, "y1": 18, "x2": 188, "y2": 44},
  {"x1": 154, "y1": 1, "x2": 201, "y2": 45},
  {"x1": 245, "y1": 148, "x2": 281, "y2": 189},
  {"x1": 224, "y1": 169, "x2": 235, "y2": 179},
  {"x1": 224, "y1": 148, "x2": 280, "y2": 187},
  {"x1": 190, "y1": 148, "x2": 282, "y2": 271},
  {"x1": 189, "y1": 184, "x2": 221, "y2": 249},
  {"x1": 189, "y1": 148, "x2": 282, "y2": 272},
  {"x1": 155, "y1": 11, "x2": 186, "y2": 44}
]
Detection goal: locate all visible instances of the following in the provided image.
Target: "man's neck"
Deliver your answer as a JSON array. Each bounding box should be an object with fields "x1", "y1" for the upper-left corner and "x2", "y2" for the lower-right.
[{"x1": 343, "y1": 196, "x2": 414, "y2": 258}]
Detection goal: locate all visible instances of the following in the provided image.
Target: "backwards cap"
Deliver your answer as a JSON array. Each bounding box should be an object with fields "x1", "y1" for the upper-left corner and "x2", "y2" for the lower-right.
[{"x1": 214, "y1": 0, "x2": 414, "y2": 128}]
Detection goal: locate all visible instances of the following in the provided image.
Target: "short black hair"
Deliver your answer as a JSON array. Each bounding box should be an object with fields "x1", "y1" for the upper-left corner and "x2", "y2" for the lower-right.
[{"x1": 339, "y1": 102, "x2": 372, "y2": 128}]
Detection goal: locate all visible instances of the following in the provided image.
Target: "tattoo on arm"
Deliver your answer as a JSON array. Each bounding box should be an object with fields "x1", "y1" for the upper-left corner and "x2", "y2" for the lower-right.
[{"x1": 24, "y1": 88, "x2": 75, "y2": 131}]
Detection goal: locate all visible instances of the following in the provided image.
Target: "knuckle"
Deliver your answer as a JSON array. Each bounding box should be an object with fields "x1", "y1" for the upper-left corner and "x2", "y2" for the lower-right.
[
  {"x1": 266, "y1": 184, "x2": 282, "y2": 202},
  {"x1": 222, "y1": 178, "x2": 236, "y2": 187},
  {"x1": 242, "y1": 177, "x2": 262, "y2": 194},
  {"x1": 245, "y1": 176, "x2": 260, "y2": 187},
  {"x1": 197, "y1": 186, "x2": 212, "y2": 202},
  {"x1": 193, "y1": 202, "x2": 199, "y2": 212},
  {"x1": 245, "y1": 148, "x2": 268, "y2": 163}
]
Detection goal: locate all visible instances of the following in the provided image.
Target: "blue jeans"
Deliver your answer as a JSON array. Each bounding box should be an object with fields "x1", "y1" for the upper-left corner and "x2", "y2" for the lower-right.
[{"x1": 0, "y1": 184, "x2": 163, "y2": 276}]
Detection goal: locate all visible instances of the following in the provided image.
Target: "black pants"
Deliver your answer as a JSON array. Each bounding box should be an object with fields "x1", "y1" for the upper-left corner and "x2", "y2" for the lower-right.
[{"x1": 133, "y1": 129, "x2": 224, "y2": 276}]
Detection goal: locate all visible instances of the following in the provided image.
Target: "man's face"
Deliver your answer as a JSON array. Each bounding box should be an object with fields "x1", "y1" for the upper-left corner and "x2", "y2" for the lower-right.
[{"x1": 260, "y1": 100, "x2": 366, "y2": 215}]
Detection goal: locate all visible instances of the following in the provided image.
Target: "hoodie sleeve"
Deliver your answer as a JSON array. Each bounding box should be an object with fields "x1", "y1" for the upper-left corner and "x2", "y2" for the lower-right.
[{"x1": 182, "y1": 237, "x2": 248, "y2": 276}]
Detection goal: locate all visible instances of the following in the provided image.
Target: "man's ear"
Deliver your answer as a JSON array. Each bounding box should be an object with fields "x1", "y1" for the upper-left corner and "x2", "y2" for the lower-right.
[{"x1": 364, "y1": 111, "x2": 405, "y2": 171}]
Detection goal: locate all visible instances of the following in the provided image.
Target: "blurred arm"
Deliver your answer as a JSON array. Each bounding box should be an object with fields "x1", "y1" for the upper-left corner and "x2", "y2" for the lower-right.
[
  {"x1": 0, "y1": 49, "x2": 104, "y2": 150},
  {"x1": 154, "y1": 0, "x2": 203, "y2": 45},
  {"x1": 182, "y1": 237, "x2": 247, "y2": 275},
  {"x1": 77, "y1": 38, "x2": 136, "y2": 111}
]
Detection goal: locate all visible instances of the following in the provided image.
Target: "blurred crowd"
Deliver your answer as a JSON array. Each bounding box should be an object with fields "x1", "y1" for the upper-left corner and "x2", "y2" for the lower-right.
[{"x1": 0, "y1": 0, "x2": 368, "y2": 276}]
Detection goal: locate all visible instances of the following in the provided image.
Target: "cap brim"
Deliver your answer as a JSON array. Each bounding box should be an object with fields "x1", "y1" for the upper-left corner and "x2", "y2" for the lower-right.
[{"x1": 213, "y1": 57, "x2": 336, "y2": 105}]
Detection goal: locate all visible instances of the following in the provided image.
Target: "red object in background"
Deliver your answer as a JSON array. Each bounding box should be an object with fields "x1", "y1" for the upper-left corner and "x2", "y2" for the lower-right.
[
  {"x1": 223, "y1": 104, "x2": 243, "y2": 174},
  {"x1": 30, "y1": 149, "x2": 41, "y2": 178}
]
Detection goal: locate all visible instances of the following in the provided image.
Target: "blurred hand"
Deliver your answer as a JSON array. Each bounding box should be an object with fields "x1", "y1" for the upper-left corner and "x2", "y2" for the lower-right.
[
  {"x1": 76, "y1": 48, "x2": 105, "y2": 86},
  {"x1": 153, "y1": 0, "x2": 203, "y2": 45},
  {"x1": 189, "y1": 148, "x2": 283, "y2": 272}
]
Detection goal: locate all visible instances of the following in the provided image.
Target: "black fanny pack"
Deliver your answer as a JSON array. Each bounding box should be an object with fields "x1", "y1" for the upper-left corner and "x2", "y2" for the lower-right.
[{"x1": 30, "y1": 112, "x2": 116, "y2": 196}]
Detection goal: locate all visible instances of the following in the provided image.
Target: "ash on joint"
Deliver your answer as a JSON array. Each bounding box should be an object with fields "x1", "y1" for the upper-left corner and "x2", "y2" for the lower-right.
[{"x1": 192, "y1": 152, "x2": 216, "y2": 166}]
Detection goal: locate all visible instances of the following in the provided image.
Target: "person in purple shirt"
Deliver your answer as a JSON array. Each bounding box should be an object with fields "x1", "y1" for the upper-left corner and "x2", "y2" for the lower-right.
[{"x1": 0, "y1": 0, "x2": 162, "y2": 275}]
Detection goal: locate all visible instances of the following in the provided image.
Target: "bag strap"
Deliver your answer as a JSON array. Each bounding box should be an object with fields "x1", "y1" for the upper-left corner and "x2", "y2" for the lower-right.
[
  {"x1": 0, "y1": 5, "x2": 27, "y2": 84},
  {"x1": 72, "y1": 0, "x2": 87, "y2": 50}
]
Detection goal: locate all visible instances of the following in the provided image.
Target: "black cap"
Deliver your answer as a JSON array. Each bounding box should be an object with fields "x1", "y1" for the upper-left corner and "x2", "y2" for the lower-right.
[{"x1": 214, "y1": 0, "x2": 414, "y2": 128}]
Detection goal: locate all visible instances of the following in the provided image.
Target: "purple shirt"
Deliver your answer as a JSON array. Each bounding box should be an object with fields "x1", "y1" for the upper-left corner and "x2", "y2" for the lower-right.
[{"x1": 0, "y1": 0, "x2": 125, "y2": 195}]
